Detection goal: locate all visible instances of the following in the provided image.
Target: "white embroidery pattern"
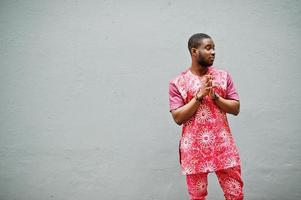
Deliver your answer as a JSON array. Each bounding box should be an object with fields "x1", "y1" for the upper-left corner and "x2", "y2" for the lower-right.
[
  {"x1": 199, "y1": 131, "x2": 214, "y2": 147},
  {"x1": 196, "y1": 178, "x2": 207, "y2": 193},
  {"x1": 181, "y1": 134, "x2": 193, "y2": 151},
  {"x1": 225, "y1": 157, "x2": 238, "y2": 168},
  {"x1": 220, "y1": 130, "x2": 230, "y2": 146},
  {"x1": 196, "y1": 106, "x2": 211, "y2": 124},
  {"x1": 224, "y1": 178, "x2": 241, "y2": 196},
  {"x1": 183, "y1": 167, "x2": 193, "y2": 174},
  {"x1": 200, "y1": 161, "x2": 216, "y2": 172}
]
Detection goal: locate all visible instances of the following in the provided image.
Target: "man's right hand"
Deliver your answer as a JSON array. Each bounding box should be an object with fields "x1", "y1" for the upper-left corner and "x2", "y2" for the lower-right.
[{"x1": 196, "y1": 74, "x2": 213, "y2": 99}]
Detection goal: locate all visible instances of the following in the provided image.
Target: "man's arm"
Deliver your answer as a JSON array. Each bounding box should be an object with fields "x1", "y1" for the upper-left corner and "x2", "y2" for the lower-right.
[
  {"x1": 171, "y1": 75, "x2": 213, "y2": 125},
  {"x1": 210, "y1": 72, "x2": 240, "y2": 115},
  {"x1": 212, "y1": 94, "x2": 240, "y2": 115},
  {"x1": 171, "y1": 96, "x2": 202, "y2": 125}
]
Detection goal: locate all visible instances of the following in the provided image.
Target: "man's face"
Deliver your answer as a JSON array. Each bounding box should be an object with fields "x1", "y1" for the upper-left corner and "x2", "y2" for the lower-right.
[{"x1": 194, "y1": 38, "x2": 215, "y2": 67}]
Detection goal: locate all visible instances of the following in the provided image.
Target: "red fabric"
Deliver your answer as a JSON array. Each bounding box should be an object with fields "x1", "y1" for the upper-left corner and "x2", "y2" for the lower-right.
[
  {"x1": 186, "y1": 165, "x2": 244, "y2": 200},
  {"x1": 169, "y1": 66, "x2": 241, "y2": 174}
]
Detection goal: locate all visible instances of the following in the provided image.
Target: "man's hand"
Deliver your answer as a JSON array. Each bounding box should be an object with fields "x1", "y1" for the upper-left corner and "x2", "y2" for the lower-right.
[
  {"x1": 206, "y1": 75, "x2": 240, "y2": 115},
  {"x1": 196, "y1": 74, "x2": 214, "y2": 99}
]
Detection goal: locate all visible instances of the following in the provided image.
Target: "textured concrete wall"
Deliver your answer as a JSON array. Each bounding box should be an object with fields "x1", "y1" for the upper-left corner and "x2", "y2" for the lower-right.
[{"x1": 0, "y1": 0, "x2": 300, "y2": 199}]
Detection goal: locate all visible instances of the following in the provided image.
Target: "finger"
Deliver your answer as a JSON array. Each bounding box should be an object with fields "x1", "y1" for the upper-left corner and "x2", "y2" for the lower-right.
[
  {"x1": 205, "y1": 74, "x2": 212, "y2": 79},
  {"x1": 207, "y1": 80, "x2": 212, "y2": 86},
  {"x1": 205, "y1": 82, "x2": 212, "y2": 88}
]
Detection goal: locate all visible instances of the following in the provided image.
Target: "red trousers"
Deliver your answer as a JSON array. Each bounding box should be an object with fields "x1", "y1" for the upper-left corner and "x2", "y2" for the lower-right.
[{"x1": 186, "y1": 165, "x2": 244, "y2": 200}]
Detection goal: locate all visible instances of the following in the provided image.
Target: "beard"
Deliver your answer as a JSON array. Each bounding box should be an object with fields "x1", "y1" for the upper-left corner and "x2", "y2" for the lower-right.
[{"x1": 197, "y1": 58, "x2": 213, "y2": 68}]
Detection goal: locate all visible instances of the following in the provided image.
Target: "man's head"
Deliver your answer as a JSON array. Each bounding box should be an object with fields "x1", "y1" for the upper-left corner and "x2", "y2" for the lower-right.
[{"x1": 188, "y1": 33, "x2": 215, "y2": 68}]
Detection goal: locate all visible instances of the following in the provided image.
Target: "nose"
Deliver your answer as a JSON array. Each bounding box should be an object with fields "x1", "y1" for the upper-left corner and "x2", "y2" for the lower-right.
[{"x1": 211, "y1": 49, "x2": 215, "y2": 56}]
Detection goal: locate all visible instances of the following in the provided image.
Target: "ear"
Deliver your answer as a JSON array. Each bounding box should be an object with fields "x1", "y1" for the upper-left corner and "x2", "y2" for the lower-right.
[{"x1": 191, "y1": 48, "x2": 198, "y2": 56}]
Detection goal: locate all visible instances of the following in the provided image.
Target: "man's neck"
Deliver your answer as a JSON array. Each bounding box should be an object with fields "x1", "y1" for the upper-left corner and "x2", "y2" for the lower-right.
[{"x1": 190, "y1": 63, "x2": 209, "y2": 76}]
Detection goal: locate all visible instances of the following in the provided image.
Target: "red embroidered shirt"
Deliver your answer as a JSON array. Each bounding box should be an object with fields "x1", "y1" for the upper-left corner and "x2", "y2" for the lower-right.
[{"x1": 169, "y1": 66, "x2": 241, "y2": 175}]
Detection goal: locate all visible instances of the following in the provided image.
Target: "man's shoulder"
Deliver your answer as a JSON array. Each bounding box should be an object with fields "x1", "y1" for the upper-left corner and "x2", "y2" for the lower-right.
[
  {"x1": 210, "y1": 66, "x2": 228, "y2": 74},
  {"x1": 210, "y1": 66, "x2": 230, "y2": 77},
  {"x1": 169, "y1": 68, "x2": 190, "y2": 84}
]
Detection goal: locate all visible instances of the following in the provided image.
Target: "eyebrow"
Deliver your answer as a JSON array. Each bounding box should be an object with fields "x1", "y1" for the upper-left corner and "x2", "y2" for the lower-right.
[{"x1": 205, "y1": 44, "x2": 215, "y2": 48}]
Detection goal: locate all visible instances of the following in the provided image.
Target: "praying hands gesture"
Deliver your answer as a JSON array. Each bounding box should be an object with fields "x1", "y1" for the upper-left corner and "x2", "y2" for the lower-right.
[
  {"x1": 195, "y1": 74, "x2": 216, "y2": 101},
  {"x1": 171, "y1": 73, "x2": 240, "y2": 126}
]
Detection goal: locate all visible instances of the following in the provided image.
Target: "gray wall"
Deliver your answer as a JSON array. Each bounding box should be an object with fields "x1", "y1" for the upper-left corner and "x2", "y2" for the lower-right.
[{"x1": 0, "y1": 0, "x2": 300, "y2": 199}]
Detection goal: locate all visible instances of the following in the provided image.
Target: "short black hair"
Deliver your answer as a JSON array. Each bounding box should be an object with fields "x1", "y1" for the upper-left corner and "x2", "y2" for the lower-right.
[{"x1": 188, "y1": 33, "x2": 211, "y2": 54}]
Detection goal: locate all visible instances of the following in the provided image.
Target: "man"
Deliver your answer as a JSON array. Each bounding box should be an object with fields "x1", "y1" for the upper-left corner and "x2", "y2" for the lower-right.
[{"x1": 169, "y1": 33, "x2": 244, "y2": 200}]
